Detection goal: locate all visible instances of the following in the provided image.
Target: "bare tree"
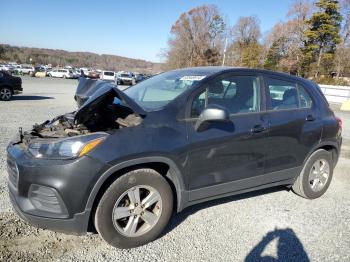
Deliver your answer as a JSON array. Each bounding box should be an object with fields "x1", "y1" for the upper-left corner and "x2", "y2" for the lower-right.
[
  {"x1": 227, "y1": 16, "x2": 262, "y2": 67},
  {"x1": 334, "y1": 0, "x2": 350, "y2": 78},
  {"x1": 164, "y1": 5, "x2": 226, "y2": 69},
  {"x1": 264, "y1": 0, "x2": 313, "y2": 75},
  {"x1": 341, "y1": 0, "x2": 350, "y2": 44},
  {"x1": 231, "y1": 16, "x2": 260, "y2": 47}
]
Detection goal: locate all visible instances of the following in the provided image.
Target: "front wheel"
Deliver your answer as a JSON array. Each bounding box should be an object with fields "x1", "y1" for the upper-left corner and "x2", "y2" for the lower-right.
[
  {"x1": 95, "y1": 169, "x2": 173, "y2": 249},
  {"x1": 292, "y1": 149, "x2": 333, "y2": 199},
  {"x1": 0, "y1": 87, "x2": 13, "y2": 101}
]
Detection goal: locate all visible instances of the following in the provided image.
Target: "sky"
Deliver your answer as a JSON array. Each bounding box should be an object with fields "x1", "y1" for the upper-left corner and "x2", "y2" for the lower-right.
[{"x1": 0, "y1": 0, "x2": 295, "y2": 62}]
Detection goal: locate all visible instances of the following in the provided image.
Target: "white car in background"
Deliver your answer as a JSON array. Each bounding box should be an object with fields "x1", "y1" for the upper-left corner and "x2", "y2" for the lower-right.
[
  {"x1": 19, "y1": 64, "x2": 34, "y2": 74},
  {"x1": 100, "y1": 71, "x2": 116, "y2": 81},
  {"x1": 116, "y1": 71, "x2": 136, "y2": 85},
  {"x1": 80, "y1": 67, "x2": 91, "y2": 76},
  {"x1": 0, "y1": 65, "x2": 10, "y2": 72},
  {"x1": 48, "y1": 69, "x2": 74, "y2": 79}
]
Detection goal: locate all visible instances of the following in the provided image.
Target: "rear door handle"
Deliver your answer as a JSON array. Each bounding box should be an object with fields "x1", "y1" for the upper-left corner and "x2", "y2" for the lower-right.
[
  {"x1": 306, "y1": 114, "x2": 316, "y2": 121},
  {"x1": 251, "y1": 125, "x2": 267, "y2": 133}
]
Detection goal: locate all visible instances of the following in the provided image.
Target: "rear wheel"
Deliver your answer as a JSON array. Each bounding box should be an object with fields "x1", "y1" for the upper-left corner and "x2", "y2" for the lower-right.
[
  {"x1": 292, "y1": 149, "x2": 333, "y2": 199},
  {"x1": 95, "y1": 169, "x2": 173, "y2": 249},
  {"x1": 0, "y1": 87, "x2": 13, "y2": 101}
]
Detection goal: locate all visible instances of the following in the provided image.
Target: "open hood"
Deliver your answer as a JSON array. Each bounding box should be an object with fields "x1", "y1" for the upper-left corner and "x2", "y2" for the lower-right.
[{"x1": 74, "y1": 78, "x2": 146, "y2": 125}]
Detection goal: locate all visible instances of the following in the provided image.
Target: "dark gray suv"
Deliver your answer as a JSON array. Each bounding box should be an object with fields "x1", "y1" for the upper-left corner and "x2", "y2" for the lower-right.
[{"x1": 7, "y1": 67, "x2": 342, "y2": 248}]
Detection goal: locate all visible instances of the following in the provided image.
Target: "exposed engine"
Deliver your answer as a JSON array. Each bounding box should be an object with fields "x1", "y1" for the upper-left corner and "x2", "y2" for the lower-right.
[
  {"x1": 25, "y1": 108, "x2": 142, "y2": 140},
  {"x1": 19, "y1": 78, "x2": 144, "y2": 143}
]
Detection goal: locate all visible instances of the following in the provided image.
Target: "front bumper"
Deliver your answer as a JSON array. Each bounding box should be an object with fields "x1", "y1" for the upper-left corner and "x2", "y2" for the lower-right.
[
  {"x1": 9, "y1": 188, "x2": 90, "y2": 235},
  {"x1": 7, "y1": 143, "x2": 107, "y2": 234}
]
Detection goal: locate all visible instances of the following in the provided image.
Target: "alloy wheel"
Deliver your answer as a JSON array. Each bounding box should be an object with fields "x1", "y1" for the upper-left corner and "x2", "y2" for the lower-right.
[
  {"x1": 0, "y1": 88, "x2": 12, "y2": 100},
  {"x1": 112, "y1": 185, "x2": 162, "y2": 237},
  {"x1": 309, "y1": 159, "x2": 330, "y2": 192}
]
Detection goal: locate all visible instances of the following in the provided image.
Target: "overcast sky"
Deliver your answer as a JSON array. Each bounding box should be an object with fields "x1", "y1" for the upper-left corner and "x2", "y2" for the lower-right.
[{"x1": 1, "y1": 0, "x2": 295, "y2": 62}]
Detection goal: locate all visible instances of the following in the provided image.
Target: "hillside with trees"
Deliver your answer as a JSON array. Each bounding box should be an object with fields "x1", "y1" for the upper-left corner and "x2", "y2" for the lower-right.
[
  {"x1": 0, "y1": 44, "x2": 162, "y2": 73},
  {"x1": 163, "y1": 0, "x2": 350, "y2": 84}
]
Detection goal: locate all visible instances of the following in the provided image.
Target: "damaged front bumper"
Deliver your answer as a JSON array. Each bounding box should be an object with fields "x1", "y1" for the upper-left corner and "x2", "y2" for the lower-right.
[{"x1": 7, "y1": 142, "x2": 107, "y2": 234}]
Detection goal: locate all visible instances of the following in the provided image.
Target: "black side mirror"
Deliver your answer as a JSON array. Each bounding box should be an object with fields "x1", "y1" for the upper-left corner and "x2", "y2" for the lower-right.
[{"x1": 195, "y1": 104, "x2": 230, "y2": 132}]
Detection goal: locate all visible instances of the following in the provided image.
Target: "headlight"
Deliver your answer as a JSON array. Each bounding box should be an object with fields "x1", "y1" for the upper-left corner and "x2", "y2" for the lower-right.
[{"x1": 28, "y1": 133, "x2": 107, "y2": 159}]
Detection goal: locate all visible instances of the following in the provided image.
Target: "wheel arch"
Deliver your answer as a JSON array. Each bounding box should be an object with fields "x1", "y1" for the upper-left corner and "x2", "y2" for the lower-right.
[
  {"x1": 305, "y1": 141, "x2": 339, "y2": 167},
  {"x1": 0, "y1": 84, "x2": 14, "y2": 92},
  {"x1": 85, "y1": 157, "x2": 187, "y2": 231}
]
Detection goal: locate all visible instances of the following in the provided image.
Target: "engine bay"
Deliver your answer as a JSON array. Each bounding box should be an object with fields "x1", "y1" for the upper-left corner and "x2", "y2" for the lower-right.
[{"x1": 20, "y1": 79, "x2": 144, "y2": 143}]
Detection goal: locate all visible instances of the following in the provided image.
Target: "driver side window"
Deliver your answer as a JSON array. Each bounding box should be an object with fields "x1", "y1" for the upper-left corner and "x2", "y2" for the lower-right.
[{"x1": 191, "y1": 75, "x2": 260, "y2": 118}]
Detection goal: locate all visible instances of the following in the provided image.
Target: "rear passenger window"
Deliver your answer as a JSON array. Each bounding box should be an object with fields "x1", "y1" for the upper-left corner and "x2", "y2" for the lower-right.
[
  {"x1": 267, "y1": 77, "x2": 313, "y2": 110},
  {"x1": 267, "y1": 78, "x2": 299, "y2": 110}
]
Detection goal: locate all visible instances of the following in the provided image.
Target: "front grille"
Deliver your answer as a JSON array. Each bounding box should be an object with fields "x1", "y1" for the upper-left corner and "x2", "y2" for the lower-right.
[{"x1": 7, "y1": 156, "x2": 19, "y2": 189}]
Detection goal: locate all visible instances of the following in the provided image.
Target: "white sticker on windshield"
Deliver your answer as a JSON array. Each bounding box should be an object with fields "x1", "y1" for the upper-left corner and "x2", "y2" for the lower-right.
[{"x1": 179, "y1": 75, "x2": 206, "y2": 81}]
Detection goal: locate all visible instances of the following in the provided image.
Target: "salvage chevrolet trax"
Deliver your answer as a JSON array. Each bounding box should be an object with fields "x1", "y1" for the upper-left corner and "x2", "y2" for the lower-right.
[{"x1": 7, "y1": 67, "x2": 342, "y2": 248}]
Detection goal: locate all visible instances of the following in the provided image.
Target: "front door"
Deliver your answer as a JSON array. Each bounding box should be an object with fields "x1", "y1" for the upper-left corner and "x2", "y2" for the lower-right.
[{"x1": 186, "y1": 73, "x2": 269, "y2": 201}]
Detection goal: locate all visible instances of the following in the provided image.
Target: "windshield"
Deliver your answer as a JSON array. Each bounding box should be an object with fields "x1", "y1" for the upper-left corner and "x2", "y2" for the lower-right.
[{"x1": 124, "y1": 70, "x2": 206, "y2": 111}]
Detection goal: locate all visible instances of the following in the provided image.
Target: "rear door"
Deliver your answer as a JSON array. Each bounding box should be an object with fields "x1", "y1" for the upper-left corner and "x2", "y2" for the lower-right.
[{"x1": 264, "y1": 75, "x2": 322, "y2": 178}]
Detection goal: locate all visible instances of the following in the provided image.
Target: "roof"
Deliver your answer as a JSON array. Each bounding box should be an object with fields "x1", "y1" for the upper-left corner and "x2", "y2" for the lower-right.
[{"x1": 170, "y1": 66, "x2": 309, "y2": 83}]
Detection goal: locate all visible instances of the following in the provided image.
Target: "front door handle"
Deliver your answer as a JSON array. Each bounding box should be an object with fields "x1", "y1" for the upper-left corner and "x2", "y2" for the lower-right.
[
  {"x1": 251, "y1": 125, "x2": 267, "y2": 133},
  {"x1": 306, "y1": 114, "x2": 316, "y2": 121}
]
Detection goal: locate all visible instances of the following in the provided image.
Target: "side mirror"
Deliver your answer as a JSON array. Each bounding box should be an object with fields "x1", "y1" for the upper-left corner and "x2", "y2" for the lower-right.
[{"x1": 195, "y1": 105, "x2": 230, "y2": 132}]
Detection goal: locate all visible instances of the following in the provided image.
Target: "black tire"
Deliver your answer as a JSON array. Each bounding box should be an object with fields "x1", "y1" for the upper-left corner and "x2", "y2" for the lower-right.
[
  {"x1": 0, "y1": 86, "x2": 13, "y2": 101},
  {"x1": 292, "y1": 149, "x2": 333, "y2": 199},
  {"x1": 95, "y1": 169, "x2": 173, "y2": 249}
]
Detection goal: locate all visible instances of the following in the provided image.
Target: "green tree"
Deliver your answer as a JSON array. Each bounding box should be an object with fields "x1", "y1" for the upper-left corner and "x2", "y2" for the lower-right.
[
  {"x1": 303, "y1": 0, "x2": 342, "y2": 77},
  {"x1": 264, "y1": 38, "x2": 285, "y2": 71}
]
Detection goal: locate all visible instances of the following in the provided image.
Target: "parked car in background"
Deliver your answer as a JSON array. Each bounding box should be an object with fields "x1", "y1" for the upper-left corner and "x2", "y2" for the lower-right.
[
  {"x1": 116, "y1": 71, "x2": 135, "y2": 85},
  {"x1": 20, "y1": 64, "x2": 35, "y2": 75},
  {"x1": 134, "y1": 73, "x2": 146, "y2": 83},
  {"x1": 100, "y1": 71, "x2": 116, "y2": 81},
  {"x1": 13, "y1": 65, "x2": 22, "y2": 75},
  {"x1": 80, "y1": 68, "x2": 91, "y2": 76},
  {"x1": 30, "y1": 66, "x2": 47, "y2": 78},
  {"x1": 45, "y1": 68, "x2": 52, "y2": 77},
  {"x1": 72, "y1": 69, "x2": 81, "y2": 79},
  {"x1": 48, "y1": 68, "x2": 74, "y2": 79},
  {"x1": 0, "y1": 71, "x2": 22, "y2": 100},
  {"x1": 87, "y1": 70, "x2": 100, "y2": 79},
  {"x1": 0, "y1": 64, "x2": 14, "y2": 74}
]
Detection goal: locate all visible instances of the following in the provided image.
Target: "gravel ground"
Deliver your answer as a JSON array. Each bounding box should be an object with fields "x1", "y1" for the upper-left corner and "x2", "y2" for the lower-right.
[{"x1": 0, "y1": 76, "x2": 350, "y2": 261}]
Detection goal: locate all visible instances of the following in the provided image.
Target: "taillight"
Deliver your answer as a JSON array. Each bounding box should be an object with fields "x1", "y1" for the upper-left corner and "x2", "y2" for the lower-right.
[{"x1": 336, "y1": 116, "x2": 342, "y2": 129}]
